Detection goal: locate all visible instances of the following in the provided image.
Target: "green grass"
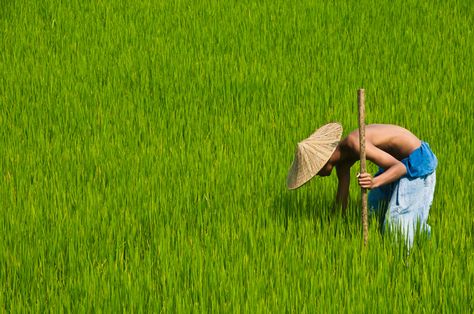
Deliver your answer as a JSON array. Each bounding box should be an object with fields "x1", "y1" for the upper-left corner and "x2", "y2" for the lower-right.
[{"x1": 1, "y1": 0, "x2": 473, "y2": 312}]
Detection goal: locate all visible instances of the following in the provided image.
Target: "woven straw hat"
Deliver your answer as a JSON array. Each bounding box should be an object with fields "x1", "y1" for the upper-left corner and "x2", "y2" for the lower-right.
[{"x1": 287, "y1": 122, "x2": 343, "y2": 189}]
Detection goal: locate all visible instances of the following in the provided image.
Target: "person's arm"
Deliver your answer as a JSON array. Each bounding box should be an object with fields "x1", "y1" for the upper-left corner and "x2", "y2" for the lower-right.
[
  {"x1": 334, "y1": 163, "x2": 351, "y2": 212},
  {"x1": 356, "y1": 142, "x2": 406, "y2": 189}
]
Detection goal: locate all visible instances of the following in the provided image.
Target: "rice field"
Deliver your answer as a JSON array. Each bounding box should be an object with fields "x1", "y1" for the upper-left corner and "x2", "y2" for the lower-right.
[{"x1": 1, "y1": 0, "x2": 473, "y2": 312}]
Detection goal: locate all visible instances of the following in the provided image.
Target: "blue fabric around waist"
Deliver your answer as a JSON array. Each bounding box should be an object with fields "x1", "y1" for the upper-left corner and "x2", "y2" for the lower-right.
[{"x1": 376, "y1": 141, "x2": 438, "y2": 179}]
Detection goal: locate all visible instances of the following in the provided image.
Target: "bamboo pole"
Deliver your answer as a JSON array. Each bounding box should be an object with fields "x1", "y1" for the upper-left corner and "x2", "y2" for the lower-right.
[{"x1": 358, "y1": 89, "x2": 368, "y2": 246}]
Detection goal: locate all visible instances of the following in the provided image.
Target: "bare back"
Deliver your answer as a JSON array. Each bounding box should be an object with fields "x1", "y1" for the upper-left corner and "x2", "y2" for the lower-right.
[
  {"x1": 332, "y1": 124, "x2": 423, "y2": 210},
  {"x1": 345, "y1": 124, "x2": 421, "y2": 161}
]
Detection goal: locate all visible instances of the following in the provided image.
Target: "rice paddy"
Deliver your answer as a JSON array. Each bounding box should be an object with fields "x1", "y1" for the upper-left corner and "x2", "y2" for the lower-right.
[{"x1": 1, "y1": 0, "x2": 473, "y2": 312}]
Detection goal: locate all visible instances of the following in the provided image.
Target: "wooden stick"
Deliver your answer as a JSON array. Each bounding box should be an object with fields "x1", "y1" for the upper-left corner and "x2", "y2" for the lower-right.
[{"x1": 358, "y1": 89, "x2": 368, "y2": 246}]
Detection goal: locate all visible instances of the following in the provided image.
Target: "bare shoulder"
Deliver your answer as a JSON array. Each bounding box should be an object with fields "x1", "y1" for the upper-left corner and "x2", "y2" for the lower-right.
[
  {"x1": 338, "y1": 131, "x2": 361, "y2": 155},
  {"x1": 335, "y1": 137, "x2": 358, "y2": 167}
]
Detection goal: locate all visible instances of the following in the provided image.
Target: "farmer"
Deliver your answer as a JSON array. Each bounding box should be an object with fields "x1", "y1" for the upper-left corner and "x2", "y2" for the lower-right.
[{"x1": 287, "y1": 123, "x2": 438, "y2": 247}]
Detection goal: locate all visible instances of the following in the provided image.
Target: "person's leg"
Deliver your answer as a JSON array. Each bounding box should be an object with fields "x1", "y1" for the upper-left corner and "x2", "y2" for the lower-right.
[
  {"x1": 383, "y1": 172, "x2": 436, "y2": 248},
  {"x1": 420, "y1": 171, "x2": 436, "y2": 237},
  {"x1": 368, "y1": 182, "x2": 393, "y2": 230}
]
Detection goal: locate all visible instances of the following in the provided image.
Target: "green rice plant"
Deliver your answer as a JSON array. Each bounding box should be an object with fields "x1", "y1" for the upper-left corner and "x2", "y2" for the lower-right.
[{"x1": 0, "y1": 0, "x2": 473, "y2": 312}]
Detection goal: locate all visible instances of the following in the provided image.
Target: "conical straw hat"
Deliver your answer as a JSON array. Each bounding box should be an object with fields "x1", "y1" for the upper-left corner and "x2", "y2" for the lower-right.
[{"x1": 287, "y1": 122, "x2": 343, "y2": 189}]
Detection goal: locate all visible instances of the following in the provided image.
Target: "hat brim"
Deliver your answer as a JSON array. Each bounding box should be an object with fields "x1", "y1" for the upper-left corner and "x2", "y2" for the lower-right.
[{"x1": 287, "y1": 122, "x2": 343, "y2": 189}]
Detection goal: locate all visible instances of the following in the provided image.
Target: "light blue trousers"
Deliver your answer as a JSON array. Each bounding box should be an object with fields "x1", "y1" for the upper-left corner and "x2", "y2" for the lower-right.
[{"x1": 368, "y1": 171, "x2": 436, "y2": 248}]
